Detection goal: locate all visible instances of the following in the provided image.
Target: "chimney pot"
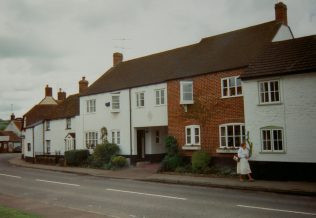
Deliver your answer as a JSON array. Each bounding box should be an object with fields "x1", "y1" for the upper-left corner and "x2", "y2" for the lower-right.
[
  {"x1": 79, "y1": 76, "x2": 89, "y2": 94},
  {"x1": 45, "y1": 85, "x2": 52, "y2": 97},
  {"x1": 10, "y1": 113, "x2": 15, "y2": 121},
  {"x1": 275, "y1": 2, "x2": 288, "y2": 25},
  {"x1": 113, "y1": 52, "x2": 123, "y2": 67}
]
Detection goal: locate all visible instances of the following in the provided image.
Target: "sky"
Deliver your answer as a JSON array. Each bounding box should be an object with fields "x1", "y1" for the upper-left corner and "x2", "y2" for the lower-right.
[{"x1": 0, "y1": 0, "x2": 315, "y2": 119}]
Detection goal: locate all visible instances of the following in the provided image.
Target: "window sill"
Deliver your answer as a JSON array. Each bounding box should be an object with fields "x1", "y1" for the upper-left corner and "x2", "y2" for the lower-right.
[
  {"x1": 216, "y1": 148, "x2": 238, "y2": 153},
  {"x1": 259, "y1": 151, "x2": 286, "y2": 154},
  {"x1": 180, "y1": 101, "x2": 194, "y2": 105},
  {"x1": 182, "y1": 145, "x2": 201, "y2": 150},
  {"x1": 221, "y1": 95, "x2": 243, "y2": 99},
  {"x1": 111, "y1": 109, "x2": 120, "y2": 113},
  {"x1": 258, "y1": 102, "x2": 282, "y2": 106}
]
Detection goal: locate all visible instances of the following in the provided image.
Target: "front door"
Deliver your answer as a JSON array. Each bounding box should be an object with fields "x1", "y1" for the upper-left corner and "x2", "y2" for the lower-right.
[{"x1": 137, "y1": 130, "x2": 145, "y2": 159}]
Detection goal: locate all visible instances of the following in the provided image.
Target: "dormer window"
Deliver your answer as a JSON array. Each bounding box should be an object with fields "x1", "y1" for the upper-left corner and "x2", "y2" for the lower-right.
[{"x1": 180, "y1": 81, "x2": 193, "y2": 104}]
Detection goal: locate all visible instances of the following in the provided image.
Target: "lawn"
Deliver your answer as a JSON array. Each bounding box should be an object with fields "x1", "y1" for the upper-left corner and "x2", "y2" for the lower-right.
[{"x1": 0, "y1": 206, "x2": 40, "y2": 218}]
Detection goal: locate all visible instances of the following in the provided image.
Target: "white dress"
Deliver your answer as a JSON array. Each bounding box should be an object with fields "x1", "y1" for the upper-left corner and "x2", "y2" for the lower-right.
[{"x1": 236, "y1": 147, "x2": 252, "y2": 175}]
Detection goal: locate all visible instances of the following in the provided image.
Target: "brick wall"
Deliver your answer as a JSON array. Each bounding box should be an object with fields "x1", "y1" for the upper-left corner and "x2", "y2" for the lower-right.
[{"x1": 167, "y1": 68, "x2": 245, "y2": 157}]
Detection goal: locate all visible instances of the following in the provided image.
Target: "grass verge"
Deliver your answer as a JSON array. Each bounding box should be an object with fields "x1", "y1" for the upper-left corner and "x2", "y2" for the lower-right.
[{"x1": 0, "y1": 205, "x2": 40, "y2": 218}]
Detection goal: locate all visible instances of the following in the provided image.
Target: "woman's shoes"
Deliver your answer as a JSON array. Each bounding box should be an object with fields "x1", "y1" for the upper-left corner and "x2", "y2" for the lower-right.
[{"x1": 249, "y1": 178, "x2": 255, "y2": 182}]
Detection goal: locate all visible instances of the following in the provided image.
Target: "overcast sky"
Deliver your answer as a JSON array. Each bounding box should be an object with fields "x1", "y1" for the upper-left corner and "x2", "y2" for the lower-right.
[{"x1": 0, "y1": 0, "x2": 315, "y2": 119}]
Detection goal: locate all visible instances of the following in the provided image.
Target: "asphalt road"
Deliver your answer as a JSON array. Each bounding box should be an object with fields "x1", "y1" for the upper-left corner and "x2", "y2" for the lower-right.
[{"x1": 0, "y1": 153, "x2": 315, "y2": 218}]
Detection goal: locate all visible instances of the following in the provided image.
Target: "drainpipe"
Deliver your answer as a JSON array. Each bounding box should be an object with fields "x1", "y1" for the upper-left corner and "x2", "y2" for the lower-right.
[
  {"x1": 43, "y1": 121, "x2": 45, "y2": 154},
  {"x1": 129, "y1": 88, "x2": 133, "y2": 162},
  {"x1": 32, "y1": 127, "x2": 35, "y2": 163}
]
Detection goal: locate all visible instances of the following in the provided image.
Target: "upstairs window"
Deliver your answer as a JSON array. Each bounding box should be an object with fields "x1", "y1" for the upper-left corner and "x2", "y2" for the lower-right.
[
  {"x1": 111, "y1": 94, "x2": 120, "y2": 111},
  {"x1": 180, "y1": 81, "x2": 193, "y2": 104},
  {"x1": 259, "y1": 80, "x2": 280, "y2": 104},
  {"x1": 46, "y1": 140, "x2": 51, "y2": 154},
  {"x1": 136, "y1": 92, "x2": 145, "y2": 107},
  {"x1": 261, "y1": 127, "x2": 284, "y2": 152},
  {"x1": 85, "y1": 131, "x2": 98, "y2": 149},
  {"x1": 86, "y1": 99, "x2": 96, "y2": 113},
  {"x1": 46, "y1": 120, "x2": 50, "y2": 131},
  {"x1": 111, "y1": 130, "x2": 121, "y2": 145},
  {"x1": 155, "y1": 89, "x2": 165, "y2": 105},
  {"x1": 27, "y1": 143, "x2": 31, "y2": 151},
  {"x1": 221, "y1": 76, "x2": 242, "y2": 97},
  {"x1": 219, "y1": 124, "x2": 245, "y2": 148},
  {"x1": 66, "y1": 118, "x2": 71, "y2": 129},
  {"x1": 185, "y1": 125, "x2": 200, "y2": 146}
]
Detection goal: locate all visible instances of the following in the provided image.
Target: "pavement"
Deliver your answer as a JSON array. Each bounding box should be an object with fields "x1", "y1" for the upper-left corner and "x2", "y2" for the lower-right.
[{"x1": 9, "y1": 156, "x2": 316, "y2": 196}]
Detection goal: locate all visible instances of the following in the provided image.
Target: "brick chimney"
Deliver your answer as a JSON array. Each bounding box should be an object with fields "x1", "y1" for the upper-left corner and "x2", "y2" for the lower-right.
[
  {"x1": 79, "y1": 77, "x2": 89, "y2": 94},
  {"x1": 45, "y1": 85, "x2": 52, "y2": 97},
  {"x1": 275, "y1": 2, "x2": 288, "y2": 25},
  {"x1": 57, "y1": 88, "x2": 66, "y2": 101},
  {"x1": 113, "y1": 52, "x2": 123, "y2": 67},
  {"x1": 10, "y1": 113, "x2": 15, "y2": 121}
]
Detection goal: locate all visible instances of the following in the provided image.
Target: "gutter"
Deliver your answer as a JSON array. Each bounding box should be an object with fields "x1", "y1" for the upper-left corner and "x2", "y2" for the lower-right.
[{"x1": 129, "y1": 88, "x2": 133, "y2": 161}]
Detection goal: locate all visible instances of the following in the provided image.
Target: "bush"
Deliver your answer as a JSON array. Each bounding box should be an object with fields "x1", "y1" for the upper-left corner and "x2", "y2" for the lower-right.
[
  {"x1": 111, "y1": 156, "x2": 127, "y2": 169},
  {"x1": 65, "y1": 149, "x2": 89, "y2": 166},
  {"x1": 165, "y1": 136, "x2": 178, "y2": 155},
  {"x1": 161, "y1": 154, "x2": 183, "y2": 171},
  {"x1": 191, "y1": 151, "x2": 211, "y2": 173},
  {"x1": 93, "y1": 142, "x2": 120, "y2": 163}
]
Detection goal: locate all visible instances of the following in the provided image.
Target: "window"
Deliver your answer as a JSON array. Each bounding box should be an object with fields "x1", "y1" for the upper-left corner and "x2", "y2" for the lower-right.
[
  {"x1": 180, "y1": 81, "x2": 193, "y2": 104},
  {"x1": 65, "y1": 138, "x2": 75, "y2": 151},
  {"x1": 85, "y1": 131, "x2": 98, "y2": 149},
  {"x1": 111, "y1": 130, "x2": 120, "y2": 145},
  {"x1": 27, "y1": 143, "x2": 31, "y2": 151},
  {"x1": 66, "y1": 118, "x2": 71, "y2": 129},
  {"x1": 259, "y1": 80, "x2": 280, "y2": 104},
  {"x1": 111, "y1": 94, "x2": 120, "y2": 111},
  {"x1": 185, "y1": 125, "x2": 200, "y2": 146},
  {"x1": 155, "y1": 130, "x2": 160, "y2": 143},
  {"x1": 220, "y1": 124, "x2": 245, "y2": 148},
  {"x1": 86, "y1": 99, "x2": 96, "y2": 113},
  {"x1": 155, "y1": 89, "x2": 165, "y2": 105},
  {"x1": 136, "y1": 92, "x2": 145, "y2": 107},
  {"x1": 221, "y1": 76, "x2": 242, "y2": 97},
  {"x1": 46, "y1": 140, "x2": 51, "y2": 154},
  {"x1": 46, "y1": 120, "x2": 50, "y2": 131},
  {"x1": 261, "y1": 128, "x2": 284, "y2": 152}
]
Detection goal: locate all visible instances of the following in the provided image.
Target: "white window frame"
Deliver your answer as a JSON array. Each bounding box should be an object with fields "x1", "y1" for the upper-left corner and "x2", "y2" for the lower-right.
[
  {"x1": 86, "y1": 99, "x2": 96, "y2": 113},
  {"x1": 111, "y1": 94, "x2": 120, "y2": 112},
  {"x1": 85, "y1": 131, "x2": 98, "y2": 149},
  {"x1": 219, "y1": 123, "x2": 245, "y2": 148},
  {"x1": 155, "y1": 89, "x2": 165, "y2": 106},
  {"x1": 180, "y1": 81, "x2": 193, "y2": 104},
  {"x1": 260, "y1": 127, "x2": 284, "y2": 153},
  {"x1": 111, "y1": 130, "x2": 121, "y2": 145},
  {"x1": 185, "y1": 125, "x2": 200, "y2": 146},
  {"x1": 258, "y1": 80, "x2": 281, "y2": 104},
  {"x1": 136, "y1": 92, "x2": 145, "y2": 107},
  {"x1": 221, "y1": 76, "x2": 242, "y2": 98},
  {"x1": 66, "y1": 118, "x2": 71, "y2": 129}
]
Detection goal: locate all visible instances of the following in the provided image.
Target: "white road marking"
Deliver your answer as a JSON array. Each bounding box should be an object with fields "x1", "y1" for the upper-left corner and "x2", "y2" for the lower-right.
[
  {"x1": 35, "y1": 179, "x2": 80, "y2": 187},
  {"x1": 0, "y1": 173, "x2": 21, "y2": 179},
  {"x1": 237, "y1": 204, "x2": 316, "y2": 216},
  {"x1": 106, "y1": 188, "x2": 187, "y2": 200}
]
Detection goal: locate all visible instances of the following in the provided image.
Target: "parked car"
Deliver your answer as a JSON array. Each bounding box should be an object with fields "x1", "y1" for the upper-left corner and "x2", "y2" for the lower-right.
[{"x1": 13, "y1": 146, "x2": 21, "y2": 153}]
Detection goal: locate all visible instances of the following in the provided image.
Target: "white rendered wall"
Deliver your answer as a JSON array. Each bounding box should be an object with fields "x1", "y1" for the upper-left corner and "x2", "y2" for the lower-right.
[
  {"x1": 24, "y1": 124, "x2": 44, "y2": 157},
  {"x1": 243, "y1": 72, "x2": 316, "y2": 163},
  {"x1": 272, "y1": 25, "x2": 293, "y2": 42}
]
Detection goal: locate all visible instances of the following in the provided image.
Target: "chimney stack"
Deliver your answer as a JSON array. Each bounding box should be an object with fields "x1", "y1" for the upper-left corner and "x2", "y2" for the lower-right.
[
  {"x1": 275, "y1": 2, "x2": 288, "y2": 25},
  {"x1": 79, "y1": 76, "x2": 89, "y2": 94},
  {"x1": 45, "y1": 85, "x2": 52, "y2": 97},
  {"x1": 10, "y1": 113, "x2": 15, "y2": 121},
  {"x1": 113, "y1": 52, "x2": 123, "y2": 67},
  {"x1": 57, "y1": 88, "x2": 66, "y2": 101}
]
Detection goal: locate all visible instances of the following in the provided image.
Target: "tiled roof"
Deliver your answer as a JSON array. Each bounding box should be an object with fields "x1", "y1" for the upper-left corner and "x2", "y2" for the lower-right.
[
  {"x1": 83, "y1": 21, "x2": 283, "y2": 96},
  {"x1": 24, "y1": 104, "x2": 58, "y2": 128},
  {"x1": 241, "y1": 35, "x2": 316, "y2": 79},
  {"x1": 0, "y1": 131, "x2": 21, "y2": 142}
]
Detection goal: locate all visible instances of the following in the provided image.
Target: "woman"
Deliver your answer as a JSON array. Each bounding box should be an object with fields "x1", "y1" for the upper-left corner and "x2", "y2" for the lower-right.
[{"x1": 237, "y1": 142, "x2": 254, "y2": 182}]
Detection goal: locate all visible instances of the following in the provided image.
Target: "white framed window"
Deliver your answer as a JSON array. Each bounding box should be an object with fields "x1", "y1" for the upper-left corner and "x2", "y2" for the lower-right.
[
  {"x1": 136, "y1": 92, "x2": 145, "y2": 107},
  {"x1": 46, "y1": 120, "x2": 50, "y2": 131},
  {"x1": 111, "y1": 94, "x2": 120, "y2": 112},
  {"x1": 219, "y1": 123, "x2": 245, "y2": 148},
  {"x1": 86, "y1": 99, "x2": 96, "y2": 113},
  {"x1": 180, "y1": 81, "x2": 193, "y2": 104},
  {"x1": 185, "y1": 125, "x2": 200, "y2": 146},
  {"x1": 221, "y1": 76, "x2": 242, "y2": 97},
  {"x1": 261, "y1": 127, "x2": 284, "y2": 152},
  {"x1": 27, "y1": 143, "x2": 31, "y2": 151},
  {"x1": 259, "y1": 80, "x2": 280, "y2": 104},
  {"x1": 66, "y1": 118, "x2": 71, "y2": 129},
  {"x1": 155, "y1": 130, "x2": 160, "y2": 143},
  {"x1": 155, "y1": 89, "x2": 165, "y2": 105},
  {"x1": 46, "y1": 140, "x2": 51, "y2": 154},
  {"x1": 111, "y1": 130, "x2": 121, "y2": 145},
  {"x1": 85, "y1": 131, "x2": 98, "y2": 149}
]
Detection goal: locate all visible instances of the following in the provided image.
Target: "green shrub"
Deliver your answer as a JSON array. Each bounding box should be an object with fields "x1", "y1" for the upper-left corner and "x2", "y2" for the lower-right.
[
  {"x1": 93, "y1": 142, "x2": 120, "y2": 163},
  {"x1": 161, "y1": 154, "x2": 183, "y2": 171},
  {"x1": 64, "y1": 149, "x2": 89, "y2": 166},
  {"x1": 191, "y1": 151, "x2": 211, "y2": 173},
  {"x1": 165, "y1": 136, "x2": 178, "y2": 155},
  {"x1": 111, "y1": 156, "x2": 127, "y2": 169}
]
